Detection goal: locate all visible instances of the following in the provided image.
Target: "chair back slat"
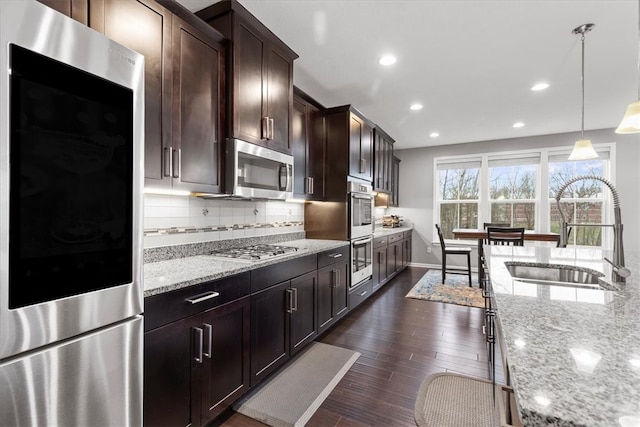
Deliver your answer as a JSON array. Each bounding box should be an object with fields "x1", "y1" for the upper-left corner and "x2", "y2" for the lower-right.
[
  {"x1": 435, "y1": 224, "x2": 446, "y2": 250},
  {"x1": 487, "y1": 227, "x2": 525, "y2": 246}
]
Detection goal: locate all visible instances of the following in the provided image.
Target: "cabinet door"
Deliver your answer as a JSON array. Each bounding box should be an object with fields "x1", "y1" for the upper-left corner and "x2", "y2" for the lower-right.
[
  {"x1": 292, "y1": 97, "x2": 308, "y2": 198},
  {"x1": 308, "y1": 104, "x2": 326, "y2": 199},
  {"x1": 332, "y1": 260, "x2": 349, "y2": 319},
  {"x1": 402, "y1": 237, "x2": 411, "y2": 267},
  {"x1": 266, "y1": 45, "x2": 293, "y2": 154},
  {"x1": 144, "y1": 315, "x2": 202, "y2": 427},
  {"x1": 90, "y1": 0, "x2": 172, "y2": 188},
  {"x1": 289, "y1": 271, "x2": 318, "y2": 355},
  {"x1": 372, "y1": 246, "x2": 388, "y2": 292},
  {"x1": 390, "y1": 156, "x2": 400, "y2": 207},
  {"x1": 317, "y1": 264, "x2": 337, "y2": 334},
  {"x1": 390, "y1": 241, "x2": 403, "y2": 275},
  {"x1": 234, "y1": 22, "x2": 265, "y2": 145},
  {"x1": 201, "y1": 297, "x2": 250, "y2": 424},
  {"x1": 349, "y1": 114, "x2": 373, "y2": 181},
  {"x1": 38, "y1": 0, "x2": 88, "y2": 23},
  {"x1": 171, "y1": 16, "x2": 224, "y2": 193},
  {"x1": 250, "y1": 281, "x2": 290, "y2": 386}
]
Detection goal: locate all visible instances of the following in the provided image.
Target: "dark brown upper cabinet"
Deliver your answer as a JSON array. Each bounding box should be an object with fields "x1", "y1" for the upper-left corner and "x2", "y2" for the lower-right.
[
  {"x1": 323, "y1": 105, "x2": 374, "y2": 199},
  {"x1": 390, "y1": 155, "x2": 401, "y2": 207},
  {"x1": 197, "y1": 0, "x2": 298, "y2": 155},
  {"x1": 292, "y1": 88, "x2": 325, "y2": 200},
  {"x1": 374, "y1": 127, "x2": 394, "y2": 194},
  {"x1": 37, "y1": 0, "x2": 88, "y2": 24},
  {"x1": 89, "y1": 0, "x2": 225, "y2": 194}
]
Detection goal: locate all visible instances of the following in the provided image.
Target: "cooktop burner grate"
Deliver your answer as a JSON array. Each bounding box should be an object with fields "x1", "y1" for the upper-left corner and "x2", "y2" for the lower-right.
[{"x1": 208, "y1": 244, "x2": 299, "y2": 261}]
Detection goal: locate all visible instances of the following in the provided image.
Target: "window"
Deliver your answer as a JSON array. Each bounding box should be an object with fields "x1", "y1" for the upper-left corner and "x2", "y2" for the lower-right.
[
  {"x1": 434, "y1": 145, "x2": 614, "y2": 248},
  {"x1": 548, "y1": 154, "x2": 608, "y2": 246},
  {"x1": 437, "y1": 159, "x2": 480, "y2": 239},
  {"x1": 489, "y1": 155, "x2": 539, "y2": 229}
]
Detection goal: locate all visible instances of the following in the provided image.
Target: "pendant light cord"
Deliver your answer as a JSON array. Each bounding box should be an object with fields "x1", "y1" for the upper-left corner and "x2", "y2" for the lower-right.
[{"x1": 581, "y1": 33, "x2": 585, "y2": 141}]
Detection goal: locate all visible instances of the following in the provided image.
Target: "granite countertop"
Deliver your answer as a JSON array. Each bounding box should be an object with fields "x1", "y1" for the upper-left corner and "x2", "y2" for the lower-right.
[
  {"x1": 144, "y1": 239, "x2": 349, "y2": 297},
  {"x1": 373, "y1": 225, "x2": 413, "y2": 237},
  {"x1": 486, "y1": 244, "x2": 640, "y2": 427}
]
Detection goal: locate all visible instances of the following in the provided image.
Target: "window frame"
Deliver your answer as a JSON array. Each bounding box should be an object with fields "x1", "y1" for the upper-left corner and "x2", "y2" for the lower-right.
[{"x1": 433, "y1": 143, "x2": 616, "y2": 248}]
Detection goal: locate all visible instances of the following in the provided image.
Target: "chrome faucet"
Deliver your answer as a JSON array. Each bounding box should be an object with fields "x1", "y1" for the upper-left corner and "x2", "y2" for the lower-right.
[{"x1": 554, "y1": 175, "x2": 627, "y2": 283}]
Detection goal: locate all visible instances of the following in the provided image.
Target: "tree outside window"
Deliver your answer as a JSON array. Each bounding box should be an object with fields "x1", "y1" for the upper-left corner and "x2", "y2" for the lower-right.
[
  {"x1": 438, "y1": 166, "x2": 479, "y2": 238},
  {"x1": 489, "y1": 164, "x2": 537, "y2": 229},
  {"x1": 549, "y1": 159, "x2": 604, "y2": 246}
]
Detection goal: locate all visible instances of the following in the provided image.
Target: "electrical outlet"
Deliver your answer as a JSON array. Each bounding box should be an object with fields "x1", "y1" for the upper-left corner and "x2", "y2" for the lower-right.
[{"x1": 427, "y1": 246, "x2": 432, "y2": 253}]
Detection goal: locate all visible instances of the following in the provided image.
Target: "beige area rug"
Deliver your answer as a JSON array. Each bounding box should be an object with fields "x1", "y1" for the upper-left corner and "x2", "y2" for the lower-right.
[
  {"x1": 233, "y1": 342, "x2": 360, "y2": 427},
  {"x1": 414, "y1": 372, "x2": 497, "y2": 427},
  {"x1": 405, "y1": 269, "x2": 484, "y2": 308}
]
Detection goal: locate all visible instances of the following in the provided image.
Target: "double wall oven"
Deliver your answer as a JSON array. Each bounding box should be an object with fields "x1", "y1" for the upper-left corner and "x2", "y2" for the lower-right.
[
  {"x1": 348, "y1": 179, "x2": 373, "y2": 287},
  {"x1": 0, "y1": 2, "x2": 144, "y2": 426}
]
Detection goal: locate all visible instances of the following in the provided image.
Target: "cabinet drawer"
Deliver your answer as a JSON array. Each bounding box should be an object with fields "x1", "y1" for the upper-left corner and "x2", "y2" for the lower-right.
[
  {"x1": 144, "y1": 272, "x2": 250, "y2": 332},
  {"x1": 349, "y1": 279, "x2": 372, "y2": 310},
  {"x1": 317, "y1": 245, "x2": 349, "y2": 269},
  {"x1": 373, "y1": 236, "x2": 388, "y2": 248},
  {"x1": 387, "y1": 232, "x2": 403, "y2": 244},
  {"x1": 251, "y1": 254, "x2": 317, "y2": 293},
  {"x1": 403, "y1": 230, "x2": 412, "y2": 239}
]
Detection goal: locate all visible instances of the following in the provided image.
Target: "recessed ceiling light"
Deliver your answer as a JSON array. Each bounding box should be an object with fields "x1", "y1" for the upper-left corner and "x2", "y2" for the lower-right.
[
  {"x1": 430, "y1": 132, "x2": 439, "y2": 138},
  {"x1": 379, "y1": 55, "x2": 397, "y2": 66},
  {"x1": 410, "y1": 103, "x2": 423, "y2": 111},
  {"x1": 531, "y1": 82, "x2": 549, "y2": 91},
  {"x1": 513, "y1": 122, "x2": 525, "y2": 128}
]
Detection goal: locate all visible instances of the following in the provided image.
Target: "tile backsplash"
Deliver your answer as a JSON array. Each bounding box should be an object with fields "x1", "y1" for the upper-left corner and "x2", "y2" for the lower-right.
[{"x1": 144, "y1": 194, "x2": 304, "y2": 248}]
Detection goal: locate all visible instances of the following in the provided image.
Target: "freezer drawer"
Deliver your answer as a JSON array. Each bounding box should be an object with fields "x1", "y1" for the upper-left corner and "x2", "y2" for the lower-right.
[{"x1": 0, "y1": 316, "x2": 142, "y2": 427}]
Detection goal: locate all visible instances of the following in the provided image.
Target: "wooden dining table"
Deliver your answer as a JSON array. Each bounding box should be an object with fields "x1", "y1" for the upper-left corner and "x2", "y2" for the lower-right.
[{"x1": 452, "y1": 228, "x2": 560, "y2": 284}]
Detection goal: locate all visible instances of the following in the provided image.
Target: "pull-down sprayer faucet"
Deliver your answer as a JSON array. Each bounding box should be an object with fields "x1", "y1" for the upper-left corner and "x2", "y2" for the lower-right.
[{"x1": 554, "y1": 175, "x2": 629, "y2": 283}]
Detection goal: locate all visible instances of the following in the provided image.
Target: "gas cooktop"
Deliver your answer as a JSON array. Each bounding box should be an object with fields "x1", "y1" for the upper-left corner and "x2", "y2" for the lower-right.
[{"x1": 208, "y1": 244, "x2": 299, "y2": 262}]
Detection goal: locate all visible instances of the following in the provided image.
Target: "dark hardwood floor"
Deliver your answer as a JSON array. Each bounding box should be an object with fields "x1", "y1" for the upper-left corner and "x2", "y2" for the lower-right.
[{"x1": 214, "y1": 267, "x2": 501, "y2": 427}]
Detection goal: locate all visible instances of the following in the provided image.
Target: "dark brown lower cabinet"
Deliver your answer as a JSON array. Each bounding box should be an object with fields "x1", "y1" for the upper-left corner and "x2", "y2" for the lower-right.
[
  {"x1": 250, "y1": 270, "x2": 318, "y2": 386},
  {"x1": 144, "y1": 296, "x2": 250, "y2": 427},
  {"x1": 372, "y1": 243, "x2": 388, "y2": 293},
  {"x1": 317, "y1": 258, "x2": 349, "y2": 335}
]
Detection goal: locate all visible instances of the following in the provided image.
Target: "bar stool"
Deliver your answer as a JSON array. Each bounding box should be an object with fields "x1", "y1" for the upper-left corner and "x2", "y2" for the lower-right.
[{"x1": 435, "y1": 224, "x2": 472, "y2": 287}]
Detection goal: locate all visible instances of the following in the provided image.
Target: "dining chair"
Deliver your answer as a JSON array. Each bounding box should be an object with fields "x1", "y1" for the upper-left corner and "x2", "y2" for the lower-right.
[
  {"x1": 486, "y1": 227, "x2": 525, "y2": 246},
  {"x1": 482, "y1": 222, "x2": 510, "y2": 244},
  {"x1": 435, "y1": 224, "x2": 472, "y2": 287}
]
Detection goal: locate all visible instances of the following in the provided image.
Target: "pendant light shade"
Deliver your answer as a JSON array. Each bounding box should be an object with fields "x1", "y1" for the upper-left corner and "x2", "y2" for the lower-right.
[
  {"x1": 615, "y1": 101, "x2": 640, "y2": 133},
  {"x1": 615, "y1": 1, "x2": 640, "y2": 134},
  {"x1": 569, "y1": 23, "x2": 599, "y2": 161},
  {"x1": 568, "y1": 139, "x2": 598, "y2": 160}
]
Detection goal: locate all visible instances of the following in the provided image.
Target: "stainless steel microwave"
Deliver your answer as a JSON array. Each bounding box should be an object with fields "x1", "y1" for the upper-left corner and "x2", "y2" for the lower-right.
[{"x1": 226, "y1": 139, "x2": 294, "y2": 200}]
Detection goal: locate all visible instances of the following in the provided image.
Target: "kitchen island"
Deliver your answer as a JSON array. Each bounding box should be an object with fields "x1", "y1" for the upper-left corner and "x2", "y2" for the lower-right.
[{"x1": 485, "y1": 244, "x2": 640, "y2": 427}]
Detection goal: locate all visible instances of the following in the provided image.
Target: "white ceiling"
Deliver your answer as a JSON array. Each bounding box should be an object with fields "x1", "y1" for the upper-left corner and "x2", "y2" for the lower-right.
[{"x1": 176, "y1": 0, "x2": 639, "y2": 150}]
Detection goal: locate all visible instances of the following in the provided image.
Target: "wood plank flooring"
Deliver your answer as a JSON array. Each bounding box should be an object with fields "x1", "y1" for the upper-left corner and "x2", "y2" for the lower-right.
[{"x1": 212, "y1": 267, "x2": 502, "y2": 427}]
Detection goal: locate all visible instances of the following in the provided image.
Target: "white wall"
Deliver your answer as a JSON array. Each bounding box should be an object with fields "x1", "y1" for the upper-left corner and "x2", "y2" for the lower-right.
[
  {"x1": 143, "y1": 195, "x2": 305, "y2": 248},
  {"x1": 386, "y1": 128, "x2": 640, "y2": 267}
]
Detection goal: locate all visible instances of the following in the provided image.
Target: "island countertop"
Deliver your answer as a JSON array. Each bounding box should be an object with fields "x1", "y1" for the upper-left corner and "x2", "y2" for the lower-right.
[
  {"x1": 486, "y1": 245, "x2": 640, "y2": 427},
  {"x1": 143, "y1": 238, "x2": 348, "y2": 297}
]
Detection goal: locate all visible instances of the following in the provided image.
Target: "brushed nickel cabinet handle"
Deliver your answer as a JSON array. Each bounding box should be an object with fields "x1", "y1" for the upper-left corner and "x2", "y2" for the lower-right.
[
  {"x1": 269, "y1": 118, "x2": 275, "y2": 140},
  {"x1": 172, "y1": 148, "x2": 181, "y2": 178},
  {"x1": 360, "y1": 158, "x2": 366, "y2": 173},
  {"x1": 203, "y1": 323, "x2": 212, "y2": 359},
  {"x1": 185, "y1": 291, "x2": 220, "y2": 305},
  {"x1": 328, "y1": 253, "x2": 343, "y2": 259},
  {"x1": 262, "y1": 116, "x2": 269, "y2": 139},
  {"x1": 358, "y1": 290, "x2": 367, "y2": 297},
  {"x1": 292, "y1": 287, "x2": 298, "y2": 312},
  {"x1": 193, "y1": 327, "x2": 203, "y2": 363},
  {"x1": 164, "y1": 147, "x2": 172, "y2": 177}
]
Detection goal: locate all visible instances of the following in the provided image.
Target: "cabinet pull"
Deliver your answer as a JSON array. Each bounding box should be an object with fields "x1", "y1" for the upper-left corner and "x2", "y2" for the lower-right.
[
  {"x1": 185, "y1": 291, "x2": 220, "y2": 305},
  {"x1": 360, "y1": 158, "x2": 366, "y2": 173},
  {"x1": 358, "y1": 290, "x2": 368, "y2": 297},
  {"x1": 306, "y1": 176, "x2": 314, "y2": 195},
  {"x1": 262, "y1": 116, "x2": 269, "y2": 140},
  {"x1": 193, "y1": 327, "x2": 204, "y2": 363},
  {"x1": 269, "y1": 118, "x2": 275, "y2": 140},
  {"x1": 292, "y1": 287, "x2": 298, "y2": 312},
  {"x1": 172, "y1": 148, "x2": 181, "y2": 178},
  {"x1": 286, "y1": 289, "x2": 293, "y2": 313},
  {"x1": 332, "y1": 269, "x2": 340, "y2": 288},
  {"x1": 203, "y1": 323, "x2": 213, "y2": 359},
  {"x1": 328, "y1": 253, "x2": 343, "y2": 259},
  {"x1": 163, "y1": 147, "x2": 172, "y2": 177},
  {"x1": 309, "y1": 177, "x2": 314, "y2": 195}
]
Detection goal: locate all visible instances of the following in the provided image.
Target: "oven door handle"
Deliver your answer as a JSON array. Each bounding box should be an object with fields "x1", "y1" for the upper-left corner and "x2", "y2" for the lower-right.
[
  {"x1": 352, "y1": 237, "x2": 373, "y2": 245},
  {"x1": 351, "y1": 193, "x2": 373, "y2": 200}
]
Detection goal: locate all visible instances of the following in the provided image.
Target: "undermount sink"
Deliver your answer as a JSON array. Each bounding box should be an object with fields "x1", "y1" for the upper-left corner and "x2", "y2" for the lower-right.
[{"x1": 504, "y1": 262, "x2": 606, "y2": 289}]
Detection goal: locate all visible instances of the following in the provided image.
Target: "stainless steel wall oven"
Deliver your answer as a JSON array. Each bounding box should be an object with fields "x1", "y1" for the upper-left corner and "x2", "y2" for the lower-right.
[
  {"x1": 348, "y1": 179, "x2": 373, "y2": 287},
  {"x1": 0, "y1": 2, "x2": 144, "y2": 425},
  {"x1": 351, "y1": 236, "x2": 373, "y2": 288}
]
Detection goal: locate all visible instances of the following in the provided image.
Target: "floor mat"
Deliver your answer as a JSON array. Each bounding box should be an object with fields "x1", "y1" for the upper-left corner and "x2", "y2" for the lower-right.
[{"x1": 405, "y1": 269, "x2": 483, "y2": 308}]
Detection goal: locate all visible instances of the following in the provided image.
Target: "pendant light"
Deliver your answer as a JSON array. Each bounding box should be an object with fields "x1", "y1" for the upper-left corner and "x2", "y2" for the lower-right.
[
  {"x1": 615, "y1": 1, "x2": 640, "y2": 133},
  {"x1": 569, "y1": 23, "x2": 599, "y2": 161}
]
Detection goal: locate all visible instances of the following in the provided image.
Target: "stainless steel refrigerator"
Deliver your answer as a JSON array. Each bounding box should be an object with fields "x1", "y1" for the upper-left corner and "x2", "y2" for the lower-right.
[{"x1": 0, "y1": 2, "x2": 144, "y2": 425}]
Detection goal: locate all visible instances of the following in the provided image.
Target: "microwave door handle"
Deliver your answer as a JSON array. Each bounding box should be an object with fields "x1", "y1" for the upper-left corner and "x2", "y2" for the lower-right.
[{"x1": 279, "y1": 164, "x2": 292, "y2": 191}]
